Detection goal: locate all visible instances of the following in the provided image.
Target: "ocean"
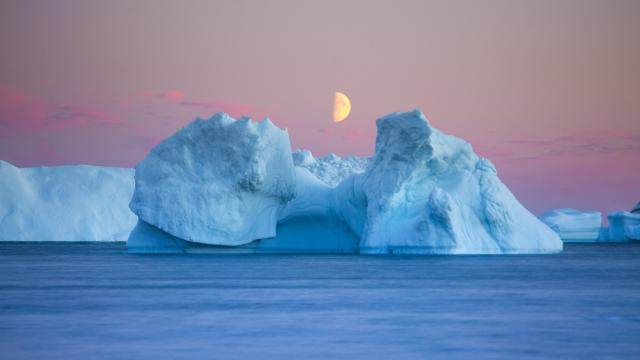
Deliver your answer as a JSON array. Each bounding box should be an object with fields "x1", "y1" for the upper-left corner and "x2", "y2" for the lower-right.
[{"x1": 1, "y1": 242, "x2": 639, "y2": 359}]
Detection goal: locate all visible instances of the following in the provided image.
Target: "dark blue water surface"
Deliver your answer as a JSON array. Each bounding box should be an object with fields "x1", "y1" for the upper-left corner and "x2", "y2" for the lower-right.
[{"x1": 1, "y1": 243, "x2": 640, "y2": 359}]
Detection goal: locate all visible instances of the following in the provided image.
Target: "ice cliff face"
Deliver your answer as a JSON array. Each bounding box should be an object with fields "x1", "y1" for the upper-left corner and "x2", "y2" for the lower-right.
[
  {"x1": 128, "y1": 110, "x2": 562, "y2": 254},
  {"x1": 0, "y1": 161, "x2": 136, "y2": 241},
  {"x1": 607, "y1": 210, "x2": 640, "y2": 242},
  {"x1": 129, "y1": 113, "x2": 296, "y2": 246},
  {"x1": 292, "y1": 150, "x2": 369, "y2": 187},
  {"x1": 539, "y1": 208, "x2": 602, "y2": 242}
]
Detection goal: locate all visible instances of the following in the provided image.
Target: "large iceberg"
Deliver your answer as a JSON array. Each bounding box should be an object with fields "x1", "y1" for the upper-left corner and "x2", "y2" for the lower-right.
[
  {"x1": 539, "y1": 208, "x2": 602, "y2": 242},
  {"x1": 128, "y1": 110, "x2": 562, "y2": 254},
  {"x1": 0, "y1": 160, "x2": 136, "y2": 241}
]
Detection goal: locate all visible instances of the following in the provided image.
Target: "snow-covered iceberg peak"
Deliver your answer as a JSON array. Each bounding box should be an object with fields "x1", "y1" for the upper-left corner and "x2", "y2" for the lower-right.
[
  {"x1": 352, "y1": 109, "x2": 562, "y2": 254},
  {"x1": 129, "y1": 113, "x2": 296, "y2": 246},
  {"x1": 292, "y1": 149, "x2": 316, "y2": 167},
  {"x1": 292, "y1": 149, "x2": 369, "y2": 187}
]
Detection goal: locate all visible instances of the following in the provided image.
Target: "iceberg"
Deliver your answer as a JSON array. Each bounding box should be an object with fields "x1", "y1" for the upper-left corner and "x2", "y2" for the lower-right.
[
  {"x1": 128, "y1": 110, "x2": 562, "y2": 254},
  {"x1": 343, "y1": 110, "x2": 561, "y2": 254},
  {"x1": 539, "y1": 208, "x2": 602, "y2": 242},
  {"x1": 292, "y1": 150, "x2": 369, "y2": 187},
  {"x1": 0, "y1": 160, "x2": 136, "y2": 242},
  {"x1": 129, "y1": 113, "x2": 296, "y2": 246},
  {"x1": 607, "y1": 209, "x2": 640, "y2": 242},
  {"x1": 128, "y1": 167, "x2": 359, "y2": 253}
]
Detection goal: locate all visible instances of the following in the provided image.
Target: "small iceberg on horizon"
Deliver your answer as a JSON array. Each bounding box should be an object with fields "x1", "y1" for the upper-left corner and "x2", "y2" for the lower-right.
[
  {"x1": 539, "y1": 208, "x2": 602, "y2": 242},
  {"x1": 540, "y1": 205, "x2": 640, "y2": 243},
  {"x1": 606, "y1": 207, "x2": 640, "y2": 242}
]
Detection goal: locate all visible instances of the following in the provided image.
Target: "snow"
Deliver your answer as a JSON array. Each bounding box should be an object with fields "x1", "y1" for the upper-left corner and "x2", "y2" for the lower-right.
[
  {"x1": 128, "y1": 110, "x2": 562, "y2": 254},
  {"x1": 539, "y1": 208, "x2": 602, "y2": 242},
  {"x1": 129, "y1": 113, "x2": 296, "y2": 246},
  {"x1": 607, "y1": 210, "x2": 640, "y2": 242},
  {"x1": 0, "y1": 160, "x2": 136, "y2": 242},
  {"x1": 292, "y1": 149, "x2": 369, "y2": 187}
]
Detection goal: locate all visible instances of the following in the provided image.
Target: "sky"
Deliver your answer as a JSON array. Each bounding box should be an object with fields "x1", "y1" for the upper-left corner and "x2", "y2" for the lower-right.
[{"x1": 0, "y1": 0, "x2": 638, "y2": 217}]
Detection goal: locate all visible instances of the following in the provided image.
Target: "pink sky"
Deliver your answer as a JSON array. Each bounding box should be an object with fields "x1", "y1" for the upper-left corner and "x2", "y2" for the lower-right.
[{"x1": 0, "y1": 0, "x2": 638, "y2": 217}]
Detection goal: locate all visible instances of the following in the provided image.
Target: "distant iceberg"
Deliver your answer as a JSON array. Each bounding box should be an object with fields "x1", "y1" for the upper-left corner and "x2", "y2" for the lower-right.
[
  {"x1": 128, "y1": 110, "x2": 563, "y2": 254},
  {"x1": 539, "y1": 205, "x2": 640, "y2": 243},
  {"x1": 539, "y1": 208, "x2": 602, "y2": 242},
  {"x1": 607, "y1": 209, "x2": 640, "y2": 242},
  {"x1": 0, "y1": 160, "x2": 136, "y2": 242},
  {"x1": 597, "y1": 202, "x2": 640, "y2": 243}
]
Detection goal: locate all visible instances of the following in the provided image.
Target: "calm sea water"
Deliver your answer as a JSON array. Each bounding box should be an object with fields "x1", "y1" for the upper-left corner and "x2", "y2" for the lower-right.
[{"x1": 1, "y1": 243, "x2": 639, "y2": 359}]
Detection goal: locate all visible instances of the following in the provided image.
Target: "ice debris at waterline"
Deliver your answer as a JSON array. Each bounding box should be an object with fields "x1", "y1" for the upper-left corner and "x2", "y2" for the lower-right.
[
  {"x1": 0, "y1": 161, "x2": 136, "y2": 241},
  {"x1": 539, "y1": 208, "x2": 602, "y2": 242},
  {"x1": 128, "y1": 110, "x2": 562, "y2": 254}
]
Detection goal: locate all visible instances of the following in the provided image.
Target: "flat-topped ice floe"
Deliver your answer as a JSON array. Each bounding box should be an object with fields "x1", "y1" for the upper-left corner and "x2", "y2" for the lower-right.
[
  {"x1": 128, "y1": 110, "x2": 563, "y2": 254},
  {"x1": 0, "y1": 161, "x2": 136, "y2": 242},
  {"x1": 539, "y1": 208, "x2": 602, "y2": 242}
]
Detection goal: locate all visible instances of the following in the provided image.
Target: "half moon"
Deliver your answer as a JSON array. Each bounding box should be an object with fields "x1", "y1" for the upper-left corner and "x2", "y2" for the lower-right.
[{"x1": 333, "y1": 92, "x2": 351, "y2": 122}]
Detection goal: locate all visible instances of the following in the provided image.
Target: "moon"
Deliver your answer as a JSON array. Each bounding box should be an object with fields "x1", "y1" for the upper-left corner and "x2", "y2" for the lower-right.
[{"x1": 333, "y1": 92, "x2": 351, "y2": 122}]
